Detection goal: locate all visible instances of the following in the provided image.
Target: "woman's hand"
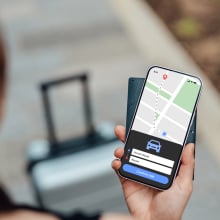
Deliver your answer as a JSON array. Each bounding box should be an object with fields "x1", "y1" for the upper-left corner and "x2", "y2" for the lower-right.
[{"x1": 112, "y1": 125, "x2": 194, "y2": 220}]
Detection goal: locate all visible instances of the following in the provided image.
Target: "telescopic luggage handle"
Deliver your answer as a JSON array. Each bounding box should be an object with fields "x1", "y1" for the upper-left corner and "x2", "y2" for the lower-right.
[{"x1": 40, "y1": 73, "x2": 95, "y2": 149}]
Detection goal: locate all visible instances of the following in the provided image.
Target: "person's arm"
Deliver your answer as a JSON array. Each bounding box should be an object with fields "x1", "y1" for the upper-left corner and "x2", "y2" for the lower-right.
[{"x1": 112, "y1": 125, "x2": 194, "y2": 220}]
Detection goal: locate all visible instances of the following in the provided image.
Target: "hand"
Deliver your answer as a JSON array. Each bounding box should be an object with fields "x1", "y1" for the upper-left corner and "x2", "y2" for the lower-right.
[{"x1": 112, "y1": 125, "x2": 195, "y2": 220}]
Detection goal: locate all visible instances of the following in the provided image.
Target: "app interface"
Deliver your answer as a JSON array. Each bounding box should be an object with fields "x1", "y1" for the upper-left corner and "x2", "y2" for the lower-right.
[
  {"x1": 133, "y1": 67, "x2": 201, "y2": 145},
  {"x1": 121, "y1": 67, "x2": 201, "y2": 188}
]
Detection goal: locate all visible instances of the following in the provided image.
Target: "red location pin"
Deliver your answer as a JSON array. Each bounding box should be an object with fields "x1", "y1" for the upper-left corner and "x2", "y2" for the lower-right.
[{"x1": 163, "y1": 74, "x2": 168, "y2": 80}]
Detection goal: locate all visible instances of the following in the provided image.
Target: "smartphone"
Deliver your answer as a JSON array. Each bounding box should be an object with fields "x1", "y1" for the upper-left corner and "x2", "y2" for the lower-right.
[{"x1": 119, "y1": 66, "x2": 202, "y2": 190}]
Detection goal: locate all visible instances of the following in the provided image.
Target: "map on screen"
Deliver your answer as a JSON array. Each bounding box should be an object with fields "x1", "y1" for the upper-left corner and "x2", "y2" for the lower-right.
[{"x1": 132, "y1": 67, "x2": 201, "y2": 145}]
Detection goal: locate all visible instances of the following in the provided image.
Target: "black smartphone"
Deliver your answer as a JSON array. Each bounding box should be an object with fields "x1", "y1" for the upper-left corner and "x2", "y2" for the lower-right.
[{"x1": 119, "y1": 66, "x2": 202, "y2": 190}]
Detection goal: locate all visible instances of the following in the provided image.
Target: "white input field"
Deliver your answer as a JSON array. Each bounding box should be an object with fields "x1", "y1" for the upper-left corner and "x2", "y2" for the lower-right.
[
  {"x1": 132, "y1": 148, "x2": 174, "y2": 168},
  {"x1": 129, "y1": 156, "x2": 172, "y2": 175}
]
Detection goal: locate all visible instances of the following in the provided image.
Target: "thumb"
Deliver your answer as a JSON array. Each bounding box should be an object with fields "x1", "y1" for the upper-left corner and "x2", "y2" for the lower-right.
[{"x1": 177, "y1": 143, "x2": 195, "y2": 187}]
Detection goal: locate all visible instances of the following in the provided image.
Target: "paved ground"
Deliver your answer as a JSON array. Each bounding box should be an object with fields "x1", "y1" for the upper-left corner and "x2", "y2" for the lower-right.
[{"x1": 0, "y1": 0, "x2": 219, "y2": 219}]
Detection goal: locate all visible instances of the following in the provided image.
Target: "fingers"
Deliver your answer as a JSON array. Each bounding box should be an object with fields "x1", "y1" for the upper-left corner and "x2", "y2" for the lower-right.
[
  {"x1": 112, "y1": 159, "x2": 121, "y2": 171},
  {"x1": 114, "y1": 125, "x2": 126, "y2": 143},
  {"x1": 112, "y1": 147, "x2": 124, "y2": 170},
  {"x1": 113, "y1": 125, "x2": 125, "y2": 171},
  {"x1": 114, "y1": 147, "x2": 124, "y2": 159},
  {"x1": 177, "y1": 143, "x2": 195, "y2": 189},
  {"x1": 112, "y1": 147, "x2": 125, "y2": 184},
  {"x1": 113, "y1": 126, "x2": 126, "y2": 183}
]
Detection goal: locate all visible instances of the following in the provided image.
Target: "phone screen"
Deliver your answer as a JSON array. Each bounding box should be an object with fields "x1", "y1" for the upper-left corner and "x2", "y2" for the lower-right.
[{"x1": 119, "y1": 66, "x2": 202, "y2": 190}]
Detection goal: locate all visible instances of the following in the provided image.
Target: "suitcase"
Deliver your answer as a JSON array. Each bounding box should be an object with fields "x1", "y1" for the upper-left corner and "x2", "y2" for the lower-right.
[{"x1": 27, "y1": 73, "x2": 125, "y2": 213}]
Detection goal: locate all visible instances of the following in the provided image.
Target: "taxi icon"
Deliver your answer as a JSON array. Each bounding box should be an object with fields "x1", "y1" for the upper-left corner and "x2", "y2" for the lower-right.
[{"x1": 146, "y1": 140, "x2": 161, "y2": 153}]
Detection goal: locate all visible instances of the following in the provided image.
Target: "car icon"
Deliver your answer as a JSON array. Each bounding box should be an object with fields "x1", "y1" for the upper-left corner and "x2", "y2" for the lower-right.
[{"x1": 146, "y1": 140, "x2": 161, "y2": 153}]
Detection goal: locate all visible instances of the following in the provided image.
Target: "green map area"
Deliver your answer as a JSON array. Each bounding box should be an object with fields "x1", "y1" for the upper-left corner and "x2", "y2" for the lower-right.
[
  {"x1": 146, "y1": 82, "x2": 171, "y2": 100},
  {"x1": 173, "y1": 80, "x2": 200, "y2": 113},
  {"x1": 135, "y1": 69, "x2": 201, "y2": 145}
]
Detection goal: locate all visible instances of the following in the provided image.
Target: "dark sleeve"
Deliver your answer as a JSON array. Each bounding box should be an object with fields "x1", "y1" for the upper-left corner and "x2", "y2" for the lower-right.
[
  {"x1": 0, "y1": 185, "x2": 15, "y2": 212},
  {"x1": 0, "y1": 185, "x2": 101, "y2": 220},
  {"x1": 7, "y1": 204, "x2": 101, "y2": 220},
  {"x1": 59, "y1": 211, "x2": 101, "y2": 220}
]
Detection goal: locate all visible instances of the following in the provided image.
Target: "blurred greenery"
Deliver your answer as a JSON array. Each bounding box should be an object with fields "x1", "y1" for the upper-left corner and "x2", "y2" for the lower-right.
[{"x1": 173, "y1": 17, "x2": 202, "y2": 40}]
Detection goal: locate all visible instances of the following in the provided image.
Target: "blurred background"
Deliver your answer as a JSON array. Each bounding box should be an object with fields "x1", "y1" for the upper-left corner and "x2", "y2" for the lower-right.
[
  {"x1": 147, "y1": 0, "x2": 220, "y2": 92},
  {"x1": 0, "y1": 0, "x2": 219, "y2": 219}
]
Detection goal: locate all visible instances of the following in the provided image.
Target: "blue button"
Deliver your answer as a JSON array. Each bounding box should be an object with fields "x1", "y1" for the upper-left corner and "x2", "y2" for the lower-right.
[{"x1": 123, "y1": 164, "x2": 169, "y2": 184}]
